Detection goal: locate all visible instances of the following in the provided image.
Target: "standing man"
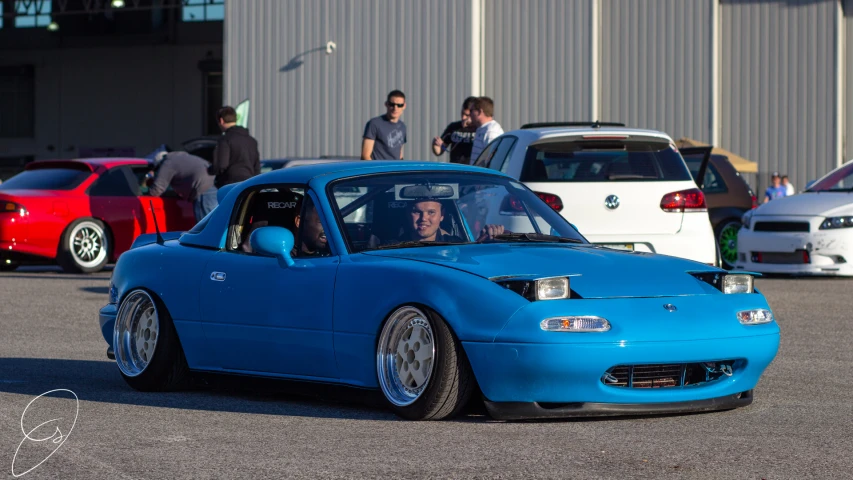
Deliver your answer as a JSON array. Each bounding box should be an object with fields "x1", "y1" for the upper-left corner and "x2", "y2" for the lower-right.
[
  {"x1": 469, "y1": 96, "x2": 504, "y2": 164},
  {"x1": 209, "y1": 106, "x2": 260, "y2": 188},
  {"x1": 362, "y1": 90, "x2": 408, "y2": 160},
  {"x1": 146, "y1": 151, "x2": 218, "y2": 222},
  {"x1": 782, "y1": 174, "x2": 796, "y2": 196},
  {"x1": 764, "y1": 172, "x2": 788, "y2": 203},
  {"x1": 432, "y1": 96, "x2": 478, "y2": 164}
]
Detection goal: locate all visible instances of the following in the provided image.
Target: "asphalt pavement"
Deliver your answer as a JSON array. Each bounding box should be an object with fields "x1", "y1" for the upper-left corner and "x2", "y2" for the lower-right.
[{"x1": 1, "y1": 267, "x2": 851, "y2": 479}]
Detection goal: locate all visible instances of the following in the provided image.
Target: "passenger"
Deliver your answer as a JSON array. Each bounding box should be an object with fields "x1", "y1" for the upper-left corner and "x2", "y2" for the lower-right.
[{"x1": 292, "y1": 198, "x2": 331, "y2": 257}]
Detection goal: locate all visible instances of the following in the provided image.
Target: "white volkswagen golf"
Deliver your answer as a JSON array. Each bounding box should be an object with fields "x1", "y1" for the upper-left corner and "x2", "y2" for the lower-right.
[
  {"x1": 736, "y1": 159, "x2": 853, "y2": 276},
  {"x1": 472, "y1": 122, "x2": 717, "y2": 265}
]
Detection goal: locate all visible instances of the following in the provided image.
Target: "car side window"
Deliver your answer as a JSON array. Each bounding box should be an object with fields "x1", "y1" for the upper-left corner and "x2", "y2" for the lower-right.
[
  {"x1": 488, "y1": 136, "x2": 518, "y2": 172},
  {"x1": 227, "y1": 184, "x2": 307, "y2": 254},
  {"x1": 88, "y1": 166, "x2": 140, "y2": 197},
  {"x1": 703, "y1": 163, "x2": 728, "y2": 194},
  {"x1": 132, "y1": 166, "x2": 179, "y2": 198},
  {"x1": 473, "y1": 139, "x2": 502, "y2": 168}
]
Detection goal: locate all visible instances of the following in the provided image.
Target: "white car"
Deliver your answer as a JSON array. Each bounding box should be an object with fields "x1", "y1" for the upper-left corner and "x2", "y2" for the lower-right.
[
  {"x1": 736, "y1": 160, "x2": 853, "y2": 276},
  {"x1": 472, "y1": 122, "x2": 717, "y2": 265}
]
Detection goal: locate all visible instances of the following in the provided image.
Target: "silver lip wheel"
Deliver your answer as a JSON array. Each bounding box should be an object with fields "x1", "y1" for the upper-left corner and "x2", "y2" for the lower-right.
[
  {"x1": 70, "y1": 221, "x2": 107, "y2": 268},
  {"x1": 377, "y1": 306, "x2": 436, "y2": 407},
  {"x1": 114, "y1": 290, "x2": 160, "y2": 378}
]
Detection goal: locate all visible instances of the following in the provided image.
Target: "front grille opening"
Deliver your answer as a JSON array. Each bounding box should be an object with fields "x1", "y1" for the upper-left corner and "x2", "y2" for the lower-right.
[
  {"x1": 753, "y1": 221, "x2": 810, "y2": 232},
  {"x1": 601, "y1": 361, "x2": 740, "y2": 388}
]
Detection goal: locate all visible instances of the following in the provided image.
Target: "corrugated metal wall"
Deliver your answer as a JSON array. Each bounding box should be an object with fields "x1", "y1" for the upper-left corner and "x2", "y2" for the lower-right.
[
  {"x1": 721, "y1": 0, "x2": 840, "y2": 193},
  {"x1": 481, "y1": 0, "x2": 592, "y2": 131},
  {"x1": 224, "y1": 0, "x2": 472, "y2": 161},
  {"x1": 845, "y1": 0, "x2": 853, "y2": 165},
  {"x1": 601, "y1": 0, "x2": 713, "y2": 142}
]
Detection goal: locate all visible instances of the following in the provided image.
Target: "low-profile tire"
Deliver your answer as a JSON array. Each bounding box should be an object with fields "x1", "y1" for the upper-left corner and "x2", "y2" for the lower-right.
[
  {"x1": 715, "y1": 219, "x2": 742, "y2": 270},
  {"x1": 376, "y1": 305, "x2": 475, "y2": 420},
  {"x1": 113, "y1": 289, "x2": 189, "y2": 392},
  {"x1": 57, "y1": 218, "x2": 110, "y2": 273}
]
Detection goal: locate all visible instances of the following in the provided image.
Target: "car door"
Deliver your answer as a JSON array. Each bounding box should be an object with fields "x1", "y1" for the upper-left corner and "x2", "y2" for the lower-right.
[
  {"x1": 132, "y1": 166, "x2": 195, "y2": 231},
  {"x1": 87, "y1": 165, "x2": 149, "y2": 255},
  {"x1": 198, "y1": 189, "x2": 339, "y2": 380},
  {"x1": 680, "y1": 146, "x2": 714, "y2": 190}
]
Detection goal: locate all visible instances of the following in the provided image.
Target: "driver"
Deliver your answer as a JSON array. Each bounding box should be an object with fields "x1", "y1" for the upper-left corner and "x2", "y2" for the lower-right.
[
  {"x1": 398, "y1": 199, "x2": 505, "y2": 243},
  {"x1": 292, "y1": 199, "x2": 331, "y2": 257}
]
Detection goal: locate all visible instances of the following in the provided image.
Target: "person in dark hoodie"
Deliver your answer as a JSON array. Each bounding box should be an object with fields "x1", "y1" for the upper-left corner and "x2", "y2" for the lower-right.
[{"x1": 209, "y1": 106, "x2": 261, "y2": 188}]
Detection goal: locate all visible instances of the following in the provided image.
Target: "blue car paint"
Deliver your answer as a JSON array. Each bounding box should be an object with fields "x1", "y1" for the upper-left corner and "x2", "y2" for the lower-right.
[
  {"x1": 249, "y1": 226, "x2": 296, "y2": 267},
  {"x1": 101, "y1": 161, "x2": 780, "y2": 411}
]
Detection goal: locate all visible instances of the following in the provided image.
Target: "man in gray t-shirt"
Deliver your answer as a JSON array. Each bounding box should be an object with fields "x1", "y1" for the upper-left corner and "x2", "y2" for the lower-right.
[
  {"x1": 361, "y1": 90, "x2": 407, "y2": 160},
  {"x1": 146, "y1": 151, "x2": 218, "y2": 222}
]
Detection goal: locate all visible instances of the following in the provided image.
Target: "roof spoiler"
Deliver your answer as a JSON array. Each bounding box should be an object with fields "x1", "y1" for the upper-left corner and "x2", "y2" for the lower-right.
[{"x1": 520, "y1": 121, "x2": 626, "y2": 129}]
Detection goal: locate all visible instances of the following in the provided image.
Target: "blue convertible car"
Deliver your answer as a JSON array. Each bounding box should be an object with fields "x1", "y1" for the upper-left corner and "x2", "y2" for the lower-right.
[{"x1": 99, "y1": 161, "x2": 780, "y2": 421}]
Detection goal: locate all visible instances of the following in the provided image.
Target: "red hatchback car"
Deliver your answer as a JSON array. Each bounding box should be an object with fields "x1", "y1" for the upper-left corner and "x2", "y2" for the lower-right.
[{"x1": 0, "y1": 158, "x2": 197, "y2": 273}]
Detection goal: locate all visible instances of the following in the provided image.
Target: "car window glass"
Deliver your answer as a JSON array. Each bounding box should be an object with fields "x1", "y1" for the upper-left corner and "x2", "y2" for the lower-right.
[
  {"x1": 472, "y1": 139, "x2": 501, "y2": 168},
  {"x1": 702, "y1": 163, "x2": 728, "y2": 194},
  {"x1": 520, "y1": 138, "x2": 692, "y2": 182},
  {"x1": 808, "y1": 162, "x2": 853, "y2": 191},
  {"x1": 488, "y1": 136, "x2": 517, "y2": 172},
  {"x1": 89, "y1": 166, "x2": 140, "y2": 197},
  {"x1": 293, "y1": 194, "x2": 332, "y2": 258},
  {"x1": 228, "y1": 185, "x2": 306, "y2": 253},
  {"x1": 133, "y1": 166, "x2": 179, "y2": 198},
  {"x1": 329, "y1": 172, "x2": 586, "y2": 253},
  {"x1": 0, "y1": 168, "x2": 91, "y2": 191}
]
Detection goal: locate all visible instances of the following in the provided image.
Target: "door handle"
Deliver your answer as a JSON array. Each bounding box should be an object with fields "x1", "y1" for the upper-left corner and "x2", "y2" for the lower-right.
[{"x1": 210, "y1": 272, "x2": 226, "y2": 281}]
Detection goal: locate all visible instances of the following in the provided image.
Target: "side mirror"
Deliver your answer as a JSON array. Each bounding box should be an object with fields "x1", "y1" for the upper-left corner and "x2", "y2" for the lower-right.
[
  {"x1": 805, "y1": 179, "x2": 816, "y2": 190},
  {"x1": 249, "y1": 226, "x2": 295, "y2": 268}
]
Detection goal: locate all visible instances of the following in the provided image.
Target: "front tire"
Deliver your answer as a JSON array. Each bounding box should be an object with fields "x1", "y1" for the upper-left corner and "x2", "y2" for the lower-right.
[
  {"x1": 57, "y1": 218, "x2": 110, "y2": 273},
  {"x1": 377, "y1": 306, "x2": 475, "y2": 420},
  {"x1": 715, "y1": 219, "x2": 742, "y2": 270},
  {"x1": 114, "y1": 289, "x2": 189, "y2": 391}
]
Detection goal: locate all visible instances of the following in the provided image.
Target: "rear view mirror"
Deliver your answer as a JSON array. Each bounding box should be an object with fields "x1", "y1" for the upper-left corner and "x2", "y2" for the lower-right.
[
  {"x1": 249, "y1": 226, "x2": 295, "y2": 268},
  {"x1": 396, "y1": 184, "x2": 458, "y2": 200}
]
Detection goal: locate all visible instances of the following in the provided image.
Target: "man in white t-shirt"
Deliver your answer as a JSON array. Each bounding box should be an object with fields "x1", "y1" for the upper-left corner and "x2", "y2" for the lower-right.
[{"x1": 469, "y1": 97, "x2": 504, "y2": 164}]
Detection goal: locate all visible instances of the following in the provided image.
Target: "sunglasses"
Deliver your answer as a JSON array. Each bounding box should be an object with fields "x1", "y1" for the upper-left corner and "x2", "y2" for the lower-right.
[{"x1": 387, "y1": 102, "x2": 405, "y2": 109}]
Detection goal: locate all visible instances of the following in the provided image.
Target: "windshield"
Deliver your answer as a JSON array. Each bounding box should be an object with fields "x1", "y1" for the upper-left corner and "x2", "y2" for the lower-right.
[
  {"x1": 328, "y1": 172, "x2": 587, "y2": 253},
  {"x1": 0, "y1": 168, "x2": 91, "y2": 191},
  {"x1": 807, "y1": 163, "x2": 853, "y2": 192}
]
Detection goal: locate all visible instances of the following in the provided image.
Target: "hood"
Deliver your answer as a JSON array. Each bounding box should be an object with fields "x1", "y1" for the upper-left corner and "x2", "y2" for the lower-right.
[
  {"x1": 755, "y1": 192, "x2": 853, "y2": 216},
  {"x1": 363, "y1": 244, "x2": 721, "y2": 298}
]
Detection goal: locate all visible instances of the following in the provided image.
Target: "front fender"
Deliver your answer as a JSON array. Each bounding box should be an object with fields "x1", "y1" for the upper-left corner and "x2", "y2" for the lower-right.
[{"x1": 332, "y1": 255, "x2": 528, "y2": 387}]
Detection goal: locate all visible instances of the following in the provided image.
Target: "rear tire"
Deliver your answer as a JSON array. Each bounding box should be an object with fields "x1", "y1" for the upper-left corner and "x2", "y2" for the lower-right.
[
  {"x1": 715, "y1": 219, "x2": 742, "y2": 270},
  {"x1": 57, "y1": 218, "x2": 110, "y2": 273},
  {"x1": 114, "y1": 289, "x2": 189, "y2": 392},
  {"x1": 376, "y1": 306, "x2": 475, "y2": 420}
]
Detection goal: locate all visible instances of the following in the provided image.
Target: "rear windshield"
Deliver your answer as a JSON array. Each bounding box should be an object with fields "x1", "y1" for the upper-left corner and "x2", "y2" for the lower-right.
[
  {"x1": 520, "y1": 138, "x2": 692, "y2": 182},
  {"x1": 0, "y1": 168, "x2": 91, "y2": 191}
]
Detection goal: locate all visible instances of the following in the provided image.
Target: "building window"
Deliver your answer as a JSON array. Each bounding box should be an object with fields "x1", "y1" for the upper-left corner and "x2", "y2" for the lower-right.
[
  {"x1": 182, "y1": 0, "x2": 224, "y2": 22},
  {"x1": 0, "y1": 2, "x2": 4, "y2": 29},
  {"x1": 0, "y1": 66, "x2": 35, "y2": 138},
  {"x1": 203, "y1": 72, "x2": 223, "y2": 135},
  {"x1": 14, "y1": 0, "x2": 51, "y2": 28}
]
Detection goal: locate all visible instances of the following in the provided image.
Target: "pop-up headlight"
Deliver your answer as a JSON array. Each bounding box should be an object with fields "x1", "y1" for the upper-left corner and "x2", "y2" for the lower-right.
[
  {"x1": 723, "y1": 274, "x2": 754, "y2": 294},
  {"x1": 536, "y1": 277, "x2": 569, "y2": 300},
  {"x1": 495, "y1": 276, "x2": 573, "y2": 301}
]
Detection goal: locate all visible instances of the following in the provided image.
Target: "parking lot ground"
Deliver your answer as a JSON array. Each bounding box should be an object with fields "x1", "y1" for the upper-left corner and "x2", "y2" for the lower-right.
[{"x1": 1, "y1": 267, "x2": 852, "y2": 479}]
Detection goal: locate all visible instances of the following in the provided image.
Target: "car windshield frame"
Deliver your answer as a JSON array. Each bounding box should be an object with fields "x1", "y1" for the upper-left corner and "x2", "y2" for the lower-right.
[
  {"x1": 806, "y1": 162, "x2": 853, "y2": 192},
  {"x1": 0, "y1": 167, "x2": 92, "y2": 191},
  {"x1": 325, "y1": 170, "x2": 588, "y2": 254}
]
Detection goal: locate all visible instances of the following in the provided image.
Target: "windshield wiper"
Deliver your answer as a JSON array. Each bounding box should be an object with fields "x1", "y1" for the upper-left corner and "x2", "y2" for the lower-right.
[
  {"x1": 375, "y1": 240, "x2": 468, "y2": 250},
  {"x1": 489, "y1": 233, "x2": 583, "y2": 244}
]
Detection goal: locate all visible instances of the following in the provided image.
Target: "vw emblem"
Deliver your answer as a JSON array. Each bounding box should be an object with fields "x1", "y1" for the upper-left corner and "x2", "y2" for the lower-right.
[
  {"x1": 663, "y1": 304, "x2": 677, "y2": 312},
  {"x1": 604, "y1": 195, "x2": 620, "y2": 210}
]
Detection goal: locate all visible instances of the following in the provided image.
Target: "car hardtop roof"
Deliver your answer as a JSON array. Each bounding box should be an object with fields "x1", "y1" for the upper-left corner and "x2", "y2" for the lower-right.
[
  {"x1": 506, "y1": 126, "x2": 676, "y2": 143},
  {"x1": 242, "y1": 160, "x2": 506, "y2": 186},
  {"x1": 25, "y1": 157, "x2": 152, "y2": 172}
]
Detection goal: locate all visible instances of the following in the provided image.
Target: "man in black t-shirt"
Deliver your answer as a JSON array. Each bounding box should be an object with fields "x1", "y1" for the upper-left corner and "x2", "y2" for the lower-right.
[{"x1": 432, "y1": 97, "x2": 478, "y2": 165}]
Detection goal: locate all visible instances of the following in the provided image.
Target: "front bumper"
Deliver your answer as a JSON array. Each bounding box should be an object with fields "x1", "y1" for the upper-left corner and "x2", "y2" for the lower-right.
[
  {"x1": 463, "y1": 332, "x2": 779, "y2": 405},
  {"x1": 485, "y1": 390, "x2": 753, "y2": 420},
  {"x1": 736, "y1": 226, "x2": 852, "y2": 276}
]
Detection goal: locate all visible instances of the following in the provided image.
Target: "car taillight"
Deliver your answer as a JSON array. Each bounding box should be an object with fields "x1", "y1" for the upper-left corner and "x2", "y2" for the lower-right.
[
  {"x1": 660, "y1": 188, "x2": 706, "y2": 213},
  {"x1": 751, "y1": 195, "x2": 758, "y2": 209},
  {"x1": 500, "y1": 192, "x2": 564, "y2": 212},
  {"x1": 536, "y1": 192, "x2": 563, "y2": 212},
  {"x1": 1, "y1": 201, "x2": 26, "y2": 216}
]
